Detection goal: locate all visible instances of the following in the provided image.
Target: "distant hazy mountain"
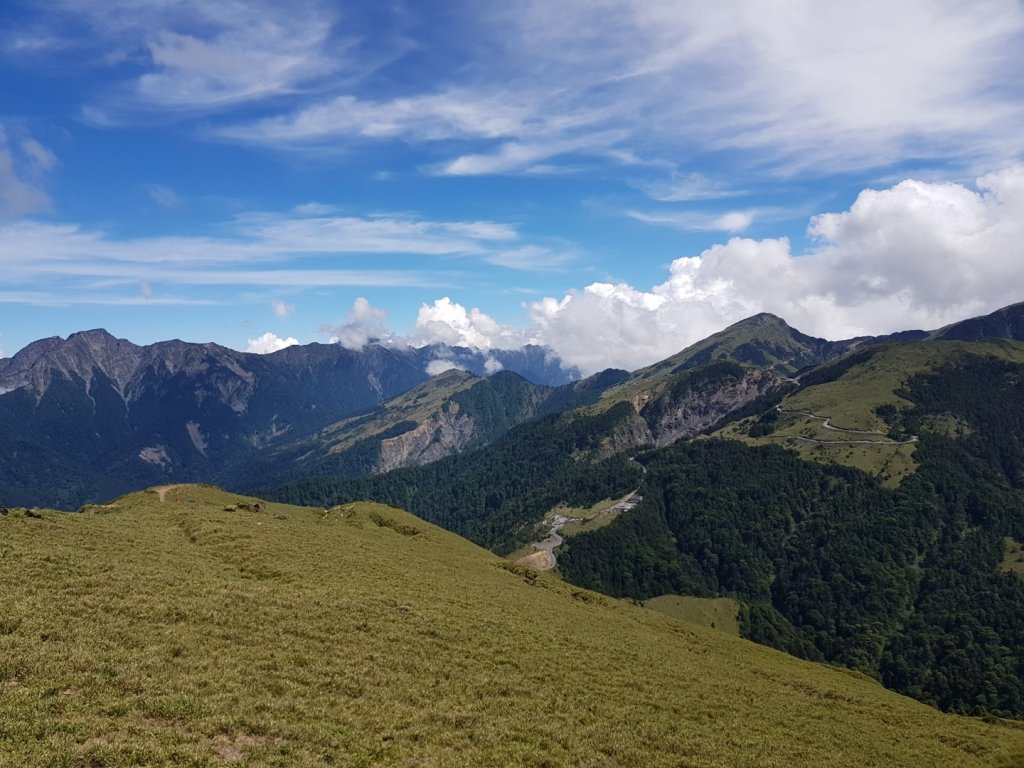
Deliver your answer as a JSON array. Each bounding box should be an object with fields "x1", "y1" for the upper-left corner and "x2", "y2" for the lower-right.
[{"x1": 0, "y1": 330, "x2": 577, "y2": 508}]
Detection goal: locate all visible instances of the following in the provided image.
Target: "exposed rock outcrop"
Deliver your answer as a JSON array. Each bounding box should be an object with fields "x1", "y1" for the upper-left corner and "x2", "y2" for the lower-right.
[
  {"x1": 375, "y1": 403, "x2": 478, "y2": 474},
  {"x1": 599, "y1": 365, "x2": 786, "y2": 457}
]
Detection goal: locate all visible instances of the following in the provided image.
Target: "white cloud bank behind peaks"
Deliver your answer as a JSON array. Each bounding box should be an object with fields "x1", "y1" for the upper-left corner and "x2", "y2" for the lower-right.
[
  {"x1": 527, "y1": 167, "x2": 1024, "y2": 373},
  {"x1": 272, "y1": 169, "x2": 1024, "y2": 375}
]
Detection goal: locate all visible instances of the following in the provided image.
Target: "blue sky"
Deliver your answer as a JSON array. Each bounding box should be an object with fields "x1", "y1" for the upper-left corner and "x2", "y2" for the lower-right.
[{"x1": 2, "y1": 1, "x2": 1024, "y2": 372}]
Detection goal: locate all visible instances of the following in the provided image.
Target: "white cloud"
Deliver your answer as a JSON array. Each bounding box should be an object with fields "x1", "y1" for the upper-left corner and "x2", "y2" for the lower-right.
[
  {"x1": 425, "y1": 359, "x2": 466, "y2": 376},
  {"x1": 220, "y1": 90, "x2": 535, "y2": 145},
  {"x1": 627, "y1": 209, "x2": 756, "y2": 233},
  {"x1": 43, "y1": 1, "x2": 347, "y2": 113},
  {"x1": 632, "y1": 172, "x2": 740, "y2": 202},
  {"x1": 246, "y1": 332, "x2": 299, "y2": 354},
  {"x1": 0, "y1": 126, "x2": 53, "y2": 219},
  {"x1": 209, "y1": 1, "x2": 1024, "y2": 177},
  {"x1": 0, "y1": 207, "x2": 555, "y2": 305},
  {"x1": 483, "y1": 356, "x2": 504, "y2": 374},
  {"x1": 409, "y1": 297, "x2": 529, "y2": 350},
  {"x1": 483, "y1": 245, "x2": 576, "y2": 271},
  {"x1": 322, "y1": 297, "x2": 531, "y2": 355},
  {"x1": 321, "y1": 297, "x2": 392, "y2": 350},
  {"x1": 529, "y1": 166, "x2": 1024, "y2": 373},
  {"x1": 271, "y1": 299, "x2": 294, "y2": 318},
  {"x1": 19, "y1": 138, "x2": 56, "y2": 171}
]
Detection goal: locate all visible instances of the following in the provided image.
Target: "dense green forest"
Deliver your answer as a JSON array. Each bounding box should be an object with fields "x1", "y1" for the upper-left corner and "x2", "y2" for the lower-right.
[
  {"x1": 560, "y1": 354, "x2": 1024, "y2": 715},
  {"x1": 265, "y1": 402, "x2": 643, "y2": 552}
]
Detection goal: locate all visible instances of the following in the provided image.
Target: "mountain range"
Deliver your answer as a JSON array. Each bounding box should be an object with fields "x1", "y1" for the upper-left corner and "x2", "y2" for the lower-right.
[
  {"x1": 6, "y1": 303, "x2": 1018, "y2": 510},
  {"x1": 0, "y1": 332, "x2": 577, "y2": 507},
  {"x1": 4, "y1": 300, "x2": 1024, "y2": 720}
]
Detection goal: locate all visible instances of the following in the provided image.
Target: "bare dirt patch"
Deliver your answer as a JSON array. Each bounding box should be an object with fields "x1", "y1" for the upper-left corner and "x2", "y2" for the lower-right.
[{"x1": 152, "y1": 485, "x2": 185, "y2": 503}]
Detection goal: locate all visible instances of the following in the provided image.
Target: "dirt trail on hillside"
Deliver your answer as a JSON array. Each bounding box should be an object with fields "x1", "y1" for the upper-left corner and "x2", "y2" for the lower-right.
[
  {"x1": 776, "y1": 407, "x2": 918, "y2": 445},
  {"x1": 153, "y1": 485, "x2": 184, "y2": 502}
]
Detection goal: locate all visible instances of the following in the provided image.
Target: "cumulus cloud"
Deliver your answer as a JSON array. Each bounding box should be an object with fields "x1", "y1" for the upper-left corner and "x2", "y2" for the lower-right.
[
  {"x1": 425, "y1": 359, "x2": 467, "y2": 376},
  {"x1": 483, "y1": 356, "x2": 504, "y2": 374},
  {"x1": 308, "y1": 170, "x2": 1024, "y2": 374},
  {"x1": 409, "y1": 297, "x2": 529, "y2": 350},
  {"x1": 246, "y1": 332, "x2": 299, "y2": 354},
  {"x1": 321, "y1": 297, "x2": 391, "y2": 349},
  {"x1": 530, "y1": 167, "x2": 1024, "y2": 373},
  {"x1": 271, "y1": 299, "x2": 294, "y2": 318},
  {"x1": 322, "y1": 297, "x2": 530, "y2": 355}
]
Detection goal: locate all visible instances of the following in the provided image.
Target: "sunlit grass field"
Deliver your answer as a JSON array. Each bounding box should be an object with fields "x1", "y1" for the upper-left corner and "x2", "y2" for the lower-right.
[
  {"x1": 641, "y1": 595, "x2": 741, "y2": 637},
  {"x1": 2, "y1": 484, "x2": 1024, "y2": 767}
]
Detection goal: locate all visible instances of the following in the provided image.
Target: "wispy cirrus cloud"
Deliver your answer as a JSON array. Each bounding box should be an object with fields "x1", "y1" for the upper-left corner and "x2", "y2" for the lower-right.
[
  {"x1": 9, "y1": 0, "x2": 355, "y2": 114},
  {"x1": 629, "y1": 172, "x2": 742, "y2": 203},
  {"x1": 0, "y1": 206, "x2": 570, "y2": 306},
  {"x1": 626, "y1": 204, "x2": 814, "y2": 234},
  {"x1": 0, "y1": 125, "x2": 55, "y2": 219},
  {"x1": 203, "y1": 0, "x2": 1024, "y2": 180},
  {"x1": 146, "y1": 183, "x2": 180, "y2": 207},
  {"x1": 14, "y1": 2, "x2": 1022, "y2": 181}
]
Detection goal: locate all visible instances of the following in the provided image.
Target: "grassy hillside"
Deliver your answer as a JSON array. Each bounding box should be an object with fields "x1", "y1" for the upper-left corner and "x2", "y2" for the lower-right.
[
  {"x1": 2, "y1": 486, "x2": 1023, "y2": 767},
  {"x1": 717, "y1": 339, "x2": 1024, "y2": 480},
  {"x1": 642, "y1": 595, "x2": 741, "y2": 636}
]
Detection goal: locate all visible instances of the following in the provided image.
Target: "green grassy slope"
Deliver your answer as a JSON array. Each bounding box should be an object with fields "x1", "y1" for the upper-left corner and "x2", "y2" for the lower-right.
[
  {"x1": 1, "y1": 485, "x2": 1023, "y2": 767},
  {"x1": 717, "y1": 339, "x2": 1024, "y2": 480},
  {"x1": 642, "y1": 595, "x2": 741, "y2": 636}
]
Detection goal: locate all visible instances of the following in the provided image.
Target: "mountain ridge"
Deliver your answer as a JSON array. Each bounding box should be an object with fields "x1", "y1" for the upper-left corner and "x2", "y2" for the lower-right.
[{"x1": 5, "y1": 300, "x2": 1024, "y2": 509}]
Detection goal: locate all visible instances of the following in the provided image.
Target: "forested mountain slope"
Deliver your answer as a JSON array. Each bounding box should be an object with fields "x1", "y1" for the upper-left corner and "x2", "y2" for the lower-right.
[
  {"x1": 266, "y1": 361, "x2": 778, "y2": 551},
  {"x1": 561, "y1": 349, "x2": 1024, "y2": 714}
]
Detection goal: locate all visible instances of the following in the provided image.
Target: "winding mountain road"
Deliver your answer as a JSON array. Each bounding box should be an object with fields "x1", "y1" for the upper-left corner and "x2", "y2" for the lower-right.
[
  {"x1": 776, "y1": 407, "x2": 918, "y2": 445},
  {"x1": 531, "y1": 530, "x2": 564, "y2": 571}
]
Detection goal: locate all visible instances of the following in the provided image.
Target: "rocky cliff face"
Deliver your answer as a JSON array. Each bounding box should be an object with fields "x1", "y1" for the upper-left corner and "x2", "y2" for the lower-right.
[
  {"x1": 599, "y1": 365, "x2": 786, "y2": 457},
  {"x1": 644, "y1": 366, "x2": 785, "y2": 446},
  {"x1": 375, "y1": 403, "x2": 478, "y2": 474}
]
